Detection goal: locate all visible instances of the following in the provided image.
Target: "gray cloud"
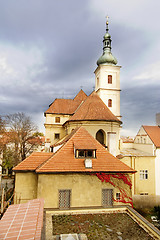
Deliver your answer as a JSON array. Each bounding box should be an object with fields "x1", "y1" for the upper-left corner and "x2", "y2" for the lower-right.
[{"x1": 0, "y1": 0, "x2": 160, "y2": 136}]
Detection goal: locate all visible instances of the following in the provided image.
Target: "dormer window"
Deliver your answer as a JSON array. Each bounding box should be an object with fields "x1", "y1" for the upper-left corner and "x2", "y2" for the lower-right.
[
  {"x1": 75, "y1": 149, "x2": 96, "y2": 158},
  {"x1": 78, "y1": 150, "x2": 85, "y2": 157}
]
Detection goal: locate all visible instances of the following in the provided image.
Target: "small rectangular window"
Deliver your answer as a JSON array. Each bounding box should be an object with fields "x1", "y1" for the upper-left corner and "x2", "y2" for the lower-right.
[
  {"x1": 76, "y1": 150, "x2": 96, "y2": 158},
  {"x1": 55, "y1": 133, "x2": 60, "y2": 139},
  {"x1": 116, "y1": 192, "x2": 121, "y2": 201},
  {"x1": 140, "y1": 170, "x2": 148, "y2": 180},
  {"x1": 78, "y1": 150, "x2": 85, "y2": 157},
  {"x1": 108, "y1": 75, "x2": 112, "y2": 84},
  {"x1": 55, "y1": 117, "x2": 60, "y2": 123},
  {"x1": 97, "y1": 77, "x2": 99, "y2": 87},
  {"x1": 86, "y1": 150, "x2": 93, "y2": 157},
  {"x1": 108, "y1": 99, "x2": 112, "y2": 107}
]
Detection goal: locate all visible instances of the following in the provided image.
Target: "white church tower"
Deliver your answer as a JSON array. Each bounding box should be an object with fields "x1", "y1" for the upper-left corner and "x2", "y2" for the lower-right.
[{"x1": 95, "y1": 18, "x2": 121, "y2": 120}]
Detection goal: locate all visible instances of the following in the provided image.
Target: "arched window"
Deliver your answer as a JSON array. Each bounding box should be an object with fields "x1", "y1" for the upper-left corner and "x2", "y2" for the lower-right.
[
  {"x1": 96, "y1": 130, "x2": 105, "y2": 145},
  {"x1": 108, "y1": 99, "x2": 112, "y2": 107}
]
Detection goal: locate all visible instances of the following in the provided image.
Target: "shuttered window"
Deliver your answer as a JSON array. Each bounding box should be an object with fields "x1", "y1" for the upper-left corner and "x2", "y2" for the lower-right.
[
  {"x1": 102, "y1": 189, "x2": 113, "y2": 207},
  {"x1": 59, "y1": 190, "x2": 71, "y2": 209}
]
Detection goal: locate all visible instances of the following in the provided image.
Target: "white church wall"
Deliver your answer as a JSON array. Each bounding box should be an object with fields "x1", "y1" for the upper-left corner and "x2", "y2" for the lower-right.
[{"x1": 66, "y1": 121, "x2": 120, "y2": 156}]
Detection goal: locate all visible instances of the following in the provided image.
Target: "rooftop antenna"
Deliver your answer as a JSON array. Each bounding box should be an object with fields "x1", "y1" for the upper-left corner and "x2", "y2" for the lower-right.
[{"x1": 80, "y1": 85, "x2": 83, "y2": 90}]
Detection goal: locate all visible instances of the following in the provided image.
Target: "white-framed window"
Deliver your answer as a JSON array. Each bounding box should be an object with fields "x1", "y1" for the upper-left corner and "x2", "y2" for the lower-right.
[
  {"x1": 116, "y1": 192, "x2": 121, "y2": 201},
  {"x1": 140, "y1": 170, "x2": 148, "y2": 180},
  {"x1": 75, "y1": 149, "x2": 96, "y2": 158}
]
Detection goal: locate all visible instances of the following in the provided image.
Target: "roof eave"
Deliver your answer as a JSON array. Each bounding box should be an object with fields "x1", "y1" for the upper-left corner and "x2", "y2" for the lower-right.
[
  {"x1": 63, "y1": 119, "x2": 122, "y2": 126},
  {"x1": 36, "y1": 170, "x2": 136, "y2": 174}
]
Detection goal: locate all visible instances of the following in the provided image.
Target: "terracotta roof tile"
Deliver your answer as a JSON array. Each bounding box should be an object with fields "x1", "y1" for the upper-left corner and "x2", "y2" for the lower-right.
[
  {"x1": 45, "y1": 90, "x2": 87, "y2": 115},
  {"x1": 36, "y1": 127, "x2": 135, "y2": 173},
  {"x1": 67, "y1": 92, "x2": 121, "y2": 123},
  {"x1": 0, "y1": 199, "x2": 44, "y2": 240},
  {"x1": 13, "y1": 152, "x2": 53, "y2": 171},
  {"x1": 143, "y1": 125, "x2": 160, "y2": 147}
]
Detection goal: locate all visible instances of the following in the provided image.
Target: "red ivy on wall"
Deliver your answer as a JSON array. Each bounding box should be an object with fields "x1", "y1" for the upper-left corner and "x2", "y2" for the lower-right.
[{"x1": 91, "y1": 172, "x2": 133, "y2": 208}]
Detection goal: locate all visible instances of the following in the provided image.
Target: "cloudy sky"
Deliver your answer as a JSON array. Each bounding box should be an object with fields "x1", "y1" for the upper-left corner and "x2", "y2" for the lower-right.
[{"x1": 0, "y1": 0, "x2": 160, "y2": 136}]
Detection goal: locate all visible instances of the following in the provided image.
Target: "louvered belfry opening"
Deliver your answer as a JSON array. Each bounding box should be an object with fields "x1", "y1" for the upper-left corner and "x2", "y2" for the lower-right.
[
  {"x1": 59, "y1": 190, "x2": 71, "y2": 209},
  {"x1": 102, "y1": 189, "x2": 113, "y2": 207}
]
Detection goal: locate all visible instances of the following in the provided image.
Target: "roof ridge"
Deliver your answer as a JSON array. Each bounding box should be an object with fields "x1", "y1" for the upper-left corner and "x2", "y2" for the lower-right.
[
  {"x1": 37, "y1": 127, "x2": 85, "y2": 171},
  {"x1": 35, "y1": 153, "x2": 54, "y2": 171},
  {"x1": 66, "y1": 91, "x2": 121, "y2": 123}
]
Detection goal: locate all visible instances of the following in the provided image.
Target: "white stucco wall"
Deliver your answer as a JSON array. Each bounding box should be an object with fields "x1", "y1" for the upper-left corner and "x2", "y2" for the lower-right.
[{"x1": 95, "y1": 64, "x2": 121, "y2": 119}]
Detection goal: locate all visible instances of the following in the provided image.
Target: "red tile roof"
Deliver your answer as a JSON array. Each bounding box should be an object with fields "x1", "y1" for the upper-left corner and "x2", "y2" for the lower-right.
[
  {"x1": 67, "y1": 92, "x2": 121, "y2": 123},
  {"x1": 13, "y1": 152, "x2": 53, "y2": 171},
  {"x1": 143, "y1": 125, "x2": 160, "y2": 147},
  {"x1": 0, "y1": 199, "x2": 44, "y2": 240},
  {"x1": 45, "y1": 89, "x2": 87, "y2": 115},
  {"x1": 36, "y1": 127, "x2": 135, "y2": 173},
  {"x1": 13, "y1": 127, "x2": 135, "y2": 173}
]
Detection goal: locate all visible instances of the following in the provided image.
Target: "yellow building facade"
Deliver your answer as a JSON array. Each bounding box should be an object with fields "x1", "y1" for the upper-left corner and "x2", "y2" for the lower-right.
[
  {"x1": 14, "y1": 172, "x2": 132, "y2": 209},
  {"x1": 14, "y1": 127, "x2": 135, "y2": 209},
  {"x1": 119, "y1": 125, "x2": 160, "y2": 207}
]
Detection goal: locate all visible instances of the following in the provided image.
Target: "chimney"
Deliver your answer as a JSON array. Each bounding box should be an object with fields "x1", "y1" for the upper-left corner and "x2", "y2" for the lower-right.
[
  {"x1": 156, "y1": 113, "x2": 160, "y2": 126},
  {"x1": 84, "y1": 159, "x2": 92, "y2": 168}
]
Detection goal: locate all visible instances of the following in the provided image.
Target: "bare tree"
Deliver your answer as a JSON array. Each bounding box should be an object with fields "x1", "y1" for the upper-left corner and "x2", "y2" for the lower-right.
[
  {"x1": 0, "y1": 116, "x2": 6, "y2": 153},
  {"x1": 5, "y1": 112, "x2": 38, "y2": 165}
]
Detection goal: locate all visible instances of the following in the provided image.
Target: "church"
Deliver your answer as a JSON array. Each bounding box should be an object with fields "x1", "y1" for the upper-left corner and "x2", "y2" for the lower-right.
[
  {"x1": 44, "y1": 19, "x2": 121, "y2": 157},
  {"x1": 13, "y1": 20, "x2": 136, "y2": 209}
]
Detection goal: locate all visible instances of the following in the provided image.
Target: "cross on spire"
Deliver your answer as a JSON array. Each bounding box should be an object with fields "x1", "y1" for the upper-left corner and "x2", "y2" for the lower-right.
[
  {"x1": 106, "y1": 15, "x2": 109, "y2": 32},
  {"x1": 106, "y1": 15, "x2": 109, "y2": 24}
]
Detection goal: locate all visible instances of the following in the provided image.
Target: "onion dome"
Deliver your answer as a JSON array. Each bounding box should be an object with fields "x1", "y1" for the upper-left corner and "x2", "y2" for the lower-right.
[{"x1": 97, "y1": 17, "x2": 117, "y2": 66}]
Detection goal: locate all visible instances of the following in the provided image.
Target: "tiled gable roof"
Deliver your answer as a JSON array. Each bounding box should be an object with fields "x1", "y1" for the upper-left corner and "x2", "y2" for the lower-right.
[
  {"x1": 67, "y1": 92, "x2": 121, "y2": 123},
  {"x1": 36, "y1": 127, "x2": 134, "y2": 173},
  {"x1": 13, "y1": 152, "x2": 53, "y2": 171},
  {"x1": 45, "y1": 89, "x2": 87, "y2": 115},
  {"x1": 143, "y1": 125, "x2": 160, "y2": 148}
]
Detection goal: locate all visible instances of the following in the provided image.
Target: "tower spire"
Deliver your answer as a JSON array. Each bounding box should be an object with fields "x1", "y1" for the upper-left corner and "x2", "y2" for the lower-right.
[{"x1": 97, "y1": 17, "x2": 117, "y2": 66}]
